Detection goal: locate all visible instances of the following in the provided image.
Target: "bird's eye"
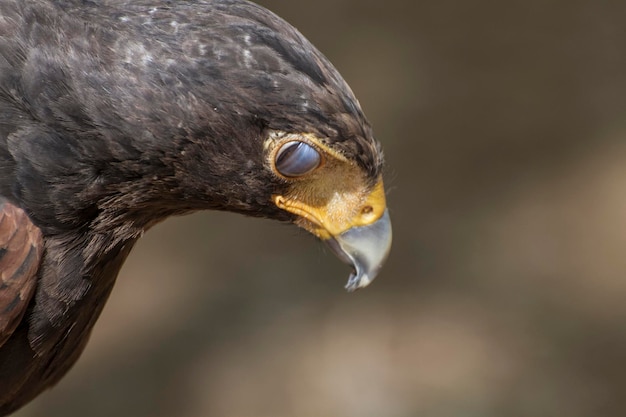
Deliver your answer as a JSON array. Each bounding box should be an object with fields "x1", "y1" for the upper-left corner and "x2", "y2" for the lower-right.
[{"x1": 275, "y1": 141, "x2": 321, "y2": 177}]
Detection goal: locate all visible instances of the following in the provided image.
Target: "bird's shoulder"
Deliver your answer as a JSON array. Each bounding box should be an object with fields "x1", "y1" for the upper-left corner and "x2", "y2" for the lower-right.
[{"x1": 0, "y1": 198, "x2": 43, "y2": 348}]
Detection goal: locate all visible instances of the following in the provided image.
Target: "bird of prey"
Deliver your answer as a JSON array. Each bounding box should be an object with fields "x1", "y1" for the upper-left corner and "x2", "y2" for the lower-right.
[{"x1": 0, "y1": 0, "x2": 392, "y2": 414}]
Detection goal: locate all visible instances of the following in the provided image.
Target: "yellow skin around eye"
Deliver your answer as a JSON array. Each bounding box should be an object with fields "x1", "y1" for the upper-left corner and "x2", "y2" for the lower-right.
[{"x1": 266, "y1": 132, "x2": 387, "y2": 240}]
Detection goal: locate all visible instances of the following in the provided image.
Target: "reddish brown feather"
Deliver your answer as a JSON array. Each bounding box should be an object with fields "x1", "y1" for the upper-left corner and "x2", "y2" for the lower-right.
[{"x1": 0, "y1": 202, "x2": 43, "y2": 346}]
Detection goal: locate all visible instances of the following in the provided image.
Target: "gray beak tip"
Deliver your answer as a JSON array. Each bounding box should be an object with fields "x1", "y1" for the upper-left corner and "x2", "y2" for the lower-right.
[
  {"x1": 326, "y1": 210, "x2": 392, "y2": 291},
  {"x1": 344, "y1": 270, "x2": 373, "y2": 292}
]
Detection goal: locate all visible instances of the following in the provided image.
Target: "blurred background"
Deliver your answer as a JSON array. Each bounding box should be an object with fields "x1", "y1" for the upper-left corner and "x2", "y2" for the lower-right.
[{"x1": 16, "y1": 0, "x2": 626, "y2": 416}]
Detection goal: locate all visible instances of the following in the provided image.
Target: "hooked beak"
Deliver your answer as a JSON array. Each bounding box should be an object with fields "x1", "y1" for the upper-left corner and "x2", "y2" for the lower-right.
[
  {"x1": 326, "y1": 209, "x2": 392, "y2": 291},
  {"x1": 274, "y1": 178, "x2": 392, "y2": 290}
]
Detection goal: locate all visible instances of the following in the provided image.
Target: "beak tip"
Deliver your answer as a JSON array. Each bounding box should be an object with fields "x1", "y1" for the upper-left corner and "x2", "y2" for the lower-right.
[
  {"x1": 344, "y1": 270, "x2": 373, "y2": 292},
  {"x1": 328, "y1": 209, "x2": 392, "y2": 292}
]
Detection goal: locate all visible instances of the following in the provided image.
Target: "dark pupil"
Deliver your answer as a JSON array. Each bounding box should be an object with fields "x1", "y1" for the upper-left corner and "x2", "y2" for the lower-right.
[{"x1": 276, "y1": 141, "x2": 320, "y2": 177}]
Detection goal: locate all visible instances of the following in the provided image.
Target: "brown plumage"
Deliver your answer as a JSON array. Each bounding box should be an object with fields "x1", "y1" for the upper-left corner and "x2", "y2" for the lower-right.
[{"x1": 0, "y1": 0, "x2": 391, "y2": 414}]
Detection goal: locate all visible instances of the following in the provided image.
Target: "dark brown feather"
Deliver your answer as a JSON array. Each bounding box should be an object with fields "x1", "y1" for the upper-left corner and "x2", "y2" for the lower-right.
[{"x1": 0, "y1": 0, "x2": 384, "y2": 414}]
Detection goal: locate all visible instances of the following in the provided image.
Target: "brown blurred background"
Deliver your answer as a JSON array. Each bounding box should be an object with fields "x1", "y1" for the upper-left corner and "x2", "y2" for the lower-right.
[{"x1": 15, "y1": 0, "x2": 626, "y2": 416}]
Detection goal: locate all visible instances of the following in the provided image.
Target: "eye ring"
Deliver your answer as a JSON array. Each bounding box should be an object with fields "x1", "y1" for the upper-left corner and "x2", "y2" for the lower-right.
[{"x1": 274, "y1": 141, "x2": 321, "y2": 177}]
